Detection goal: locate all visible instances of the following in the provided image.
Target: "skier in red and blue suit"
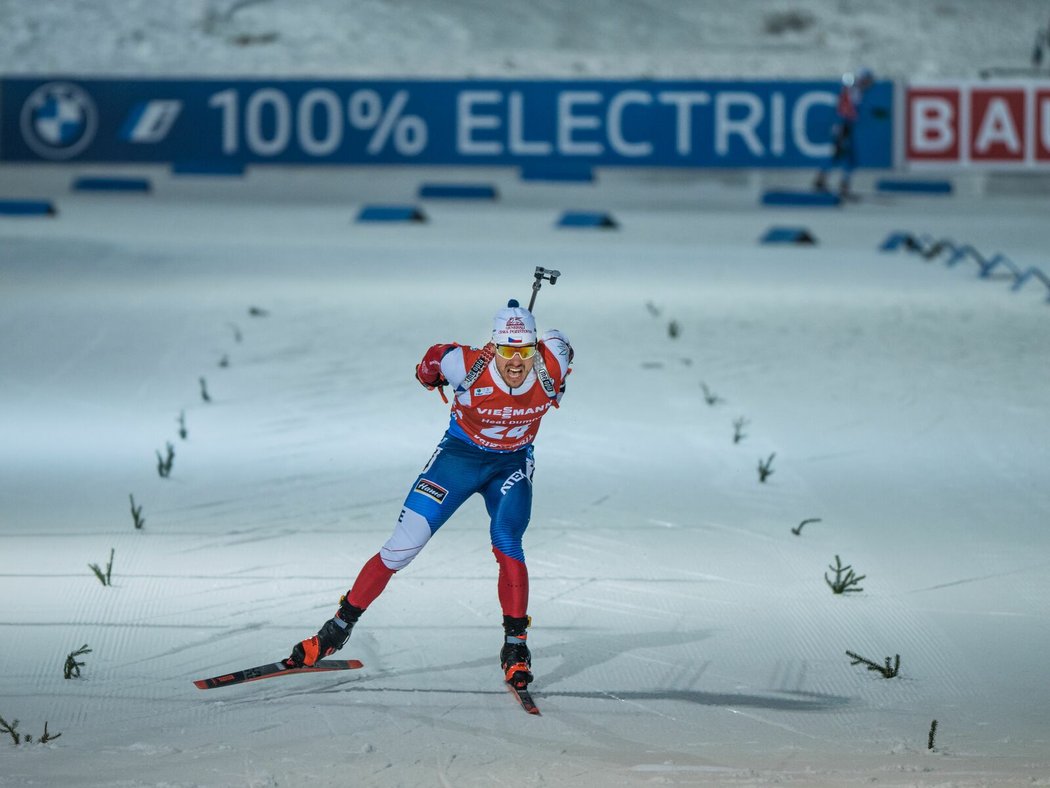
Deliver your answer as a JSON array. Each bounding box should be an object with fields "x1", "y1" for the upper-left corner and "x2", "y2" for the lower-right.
[
  {"x1": 813, "y1": 67, "x2": 875, "y2": 198},
  {"x1": 289, "y1": 301, "x2": 573, "y2": 689}
]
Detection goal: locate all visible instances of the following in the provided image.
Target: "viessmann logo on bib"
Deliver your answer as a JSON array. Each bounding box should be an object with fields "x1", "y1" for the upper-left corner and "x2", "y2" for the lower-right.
[{"x1": 19, "y1": 82, "x2": 98, "y2": 160}]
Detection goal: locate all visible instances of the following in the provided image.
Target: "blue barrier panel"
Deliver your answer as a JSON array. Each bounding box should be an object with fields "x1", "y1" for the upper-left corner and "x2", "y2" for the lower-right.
[
  {"x1": 945, "y1": 244, "x2": 980, "y2": 267},
  {"x1": 172, "y1": 160, "x2": 245, "y2": 176},
  {"x1": 418, "y1": 183, "x2": 498, "y2": 200},
  {"x1": 0, "y1": 77, "x2": 893, "y2": 169},
  {"x1": 879, "y1": 231, "x2": 919, "y2": 251},
  {"x1": 557, "y1": 211, "x2": 617, "y2": 228},
  {"x1": 881, "y1": 231, "x2": 1050, "y2": 301},
  {"x1": 357, "y1": 205, "x2": 427, "y2": 223},
  {"x1": 876, "y1": 179, "x2": 952, "y2": 194},
  {"x1": 72, "y1": 176, "x2": 151, "y2": 192},
  {"x1": 1011, "y1": 267, "x2": 1050, "y2": 293},
  {"x1": 978, "y1": 254, "x2": 1021, "y2": 279},
  {"x1": 761, "y1": 190, "x2": 840, "y2": 207},
  {"x1": 0, "y1": 199, "x2": 56, "y2": 216},
  {"x1": 761, "y1": 226, "x2": 817, "y2": 244},
  {"x1": 520, "y1": 163, "x2": 595, "y2": 182}
]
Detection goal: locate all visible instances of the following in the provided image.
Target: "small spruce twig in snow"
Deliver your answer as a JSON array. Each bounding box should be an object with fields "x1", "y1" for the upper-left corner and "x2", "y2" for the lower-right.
[
  {"x1": 825, "y1": 554, "x2": 865, "y2": 594},
  {"x1": 757, "y1": 452, "x2": 775, "y2": 482},
  {"x1": 64, "y1": 644, "x2": 92, "y2": 679},
  {"x1": 791, "y1": 518, "x2": 821, "y2": 536},
  {"x1": 846, "y1": 650, "x2": 900, "y2": 678},
  {"x1": 733, "y1": 417, "x2": 749, "y2": 443},
  {"x1": 700, "y1": 383, "x2": 723, "y2": 406},
  {"x1": 130, "y1": 494, "x2": 145, "y2": 530},
  {"x1": 88, "y1": 548, "x2": 115, "y2": 587}
]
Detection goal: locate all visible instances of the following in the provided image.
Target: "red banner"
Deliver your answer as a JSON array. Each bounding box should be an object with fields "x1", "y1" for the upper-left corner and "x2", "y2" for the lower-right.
[{"x1": 905, "y1": 83, "x2": 1050, "y2": 168}]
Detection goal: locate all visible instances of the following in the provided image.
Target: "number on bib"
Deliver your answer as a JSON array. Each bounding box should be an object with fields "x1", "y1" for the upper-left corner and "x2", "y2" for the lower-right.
[{"x1": 480, "y1": 424, "x2": 531, "y2": 440}]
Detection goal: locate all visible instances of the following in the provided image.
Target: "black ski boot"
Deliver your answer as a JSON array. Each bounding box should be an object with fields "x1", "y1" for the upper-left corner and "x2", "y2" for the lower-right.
[
  {"x1": 288, "y1": 597, "x2": 363, "y2": 667},
  {"x1": 500, "y1": 614, "x2": 533, "y2": 686}
]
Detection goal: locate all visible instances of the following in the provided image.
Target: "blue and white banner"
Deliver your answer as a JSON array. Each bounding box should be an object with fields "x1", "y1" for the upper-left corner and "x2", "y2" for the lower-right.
[{"x1": 1, "y1": 77, "x2": 893, "y2": 168}]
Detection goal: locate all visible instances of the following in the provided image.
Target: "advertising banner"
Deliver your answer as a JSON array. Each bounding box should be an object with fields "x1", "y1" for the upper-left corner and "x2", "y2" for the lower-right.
[
  {"x1": 1, "y1": 77, "x2": 893, "y2": 169},
  {"x1": 904, "y1": 81, "x2": 1050, "y2": 168}
]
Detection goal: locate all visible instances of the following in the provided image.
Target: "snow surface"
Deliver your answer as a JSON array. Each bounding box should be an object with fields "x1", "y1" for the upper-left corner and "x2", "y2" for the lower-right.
[
  {"x1": 2, "y1": 2, "x2": 1050, "y2": 787},
  {"x1": 1, "y1": 166, "x2": 1049, "y2": 787},
  {"x1": 1, "y1": 0, "x2": 1049, "y2": 79}
]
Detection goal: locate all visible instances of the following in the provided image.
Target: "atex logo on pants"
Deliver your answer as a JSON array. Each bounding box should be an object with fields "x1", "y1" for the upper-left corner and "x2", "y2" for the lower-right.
[{"x1": 905, "y1": 83, "x2": 1050, "y2": 167}]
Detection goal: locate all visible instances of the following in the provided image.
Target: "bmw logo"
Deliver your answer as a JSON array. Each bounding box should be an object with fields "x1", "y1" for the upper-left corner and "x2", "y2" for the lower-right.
[{"x1": 20, "y1": 81, "x2": 98, "y2": 160}]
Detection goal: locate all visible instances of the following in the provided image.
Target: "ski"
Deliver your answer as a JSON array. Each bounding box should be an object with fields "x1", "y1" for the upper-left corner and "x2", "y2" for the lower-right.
[
  {"x1": 193, "y1": 658, "x2": 363, "y2": 690},
  {"x1": 507, "y1": 672, "x2": 540, "y2": 715}
]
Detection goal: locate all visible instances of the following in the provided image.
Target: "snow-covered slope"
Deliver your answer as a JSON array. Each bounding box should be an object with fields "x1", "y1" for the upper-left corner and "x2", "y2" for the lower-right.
[{"x1": 0, "y1": 0, "x2": 1047, "y2": 79}]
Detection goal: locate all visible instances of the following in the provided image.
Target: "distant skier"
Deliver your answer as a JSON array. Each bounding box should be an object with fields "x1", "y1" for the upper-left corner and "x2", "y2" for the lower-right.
[
  {"x1": 288, "y1": 302, "x2": 573, "y2": 691},
  {"x1": 813, "y1": 67, "x2": 875, "y2": 198},
  {"x1": 1033, "y1": 17, "x2": 1050, "y2": 67}
]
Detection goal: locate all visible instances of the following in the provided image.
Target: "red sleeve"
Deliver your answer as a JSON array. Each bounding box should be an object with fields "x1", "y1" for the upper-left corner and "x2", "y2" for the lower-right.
[{"x1": 415, "y1": 343, "x2": 457, "y2": 388}]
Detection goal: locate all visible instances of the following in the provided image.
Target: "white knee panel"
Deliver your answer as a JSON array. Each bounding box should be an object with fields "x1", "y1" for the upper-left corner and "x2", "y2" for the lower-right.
[{"x1": 380, "y1": 508, "x2": 433, "y2": 570}]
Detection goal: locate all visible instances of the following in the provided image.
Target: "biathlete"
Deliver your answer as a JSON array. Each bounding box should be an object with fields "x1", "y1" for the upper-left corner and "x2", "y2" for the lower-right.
[
  {"x1": 288, "y1": 301, "x2": 573, "y2": 689},
  {"x1": 813, "y1": 67, "x2": 875, "y2": 198}
]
